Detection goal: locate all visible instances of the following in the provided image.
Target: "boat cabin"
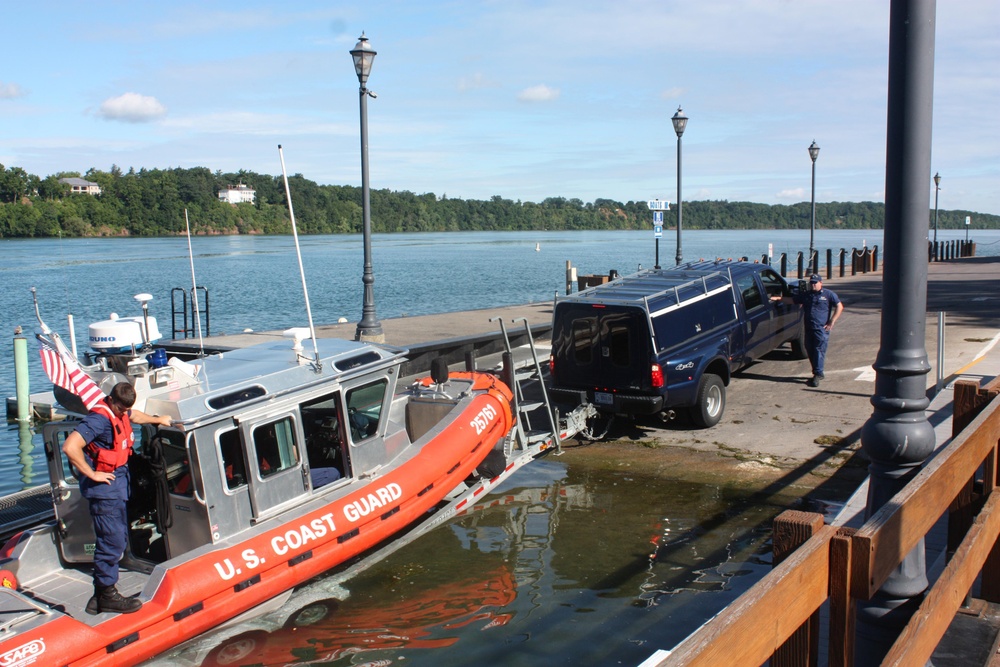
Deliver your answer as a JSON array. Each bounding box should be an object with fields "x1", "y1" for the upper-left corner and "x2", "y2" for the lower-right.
[{"x1": 43, "y1": 337, "x2": 422, "y2": 567}]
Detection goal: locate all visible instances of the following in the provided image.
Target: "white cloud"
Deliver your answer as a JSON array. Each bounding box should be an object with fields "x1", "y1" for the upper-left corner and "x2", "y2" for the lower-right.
[
  {"x1": 98, "y1": 93, "x2": 167, "y2": 123},
  {"x1": 458, "y1": 72, "x2": 499, "y2": 92},
  {"x1": 777, "y1": 188, "x2": 806, "y2": 200},
  {"x1": 0, "y1": 82, "x2": 26, "y2": 99},
  {"x1": 517, "y1": 84, "x2": 560, "y2": 103}
]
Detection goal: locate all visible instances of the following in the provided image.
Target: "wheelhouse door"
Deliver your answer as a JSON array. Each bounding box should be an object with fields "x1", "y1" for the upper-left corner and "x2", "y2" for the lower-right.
[
  {"x1": 237, "y1": 411, "x2": 309, "y2": 520},
  {"x1": 42, "y1": 421, "x2": 97, "y2": 564}
]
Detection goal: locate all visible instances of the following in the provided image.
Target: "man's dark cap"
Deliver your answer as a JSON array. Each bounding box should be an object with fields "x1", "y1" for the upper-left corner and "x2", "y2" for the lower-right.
[{"x1": 810, "y1": 274, "x2": 822, "y2": 283}]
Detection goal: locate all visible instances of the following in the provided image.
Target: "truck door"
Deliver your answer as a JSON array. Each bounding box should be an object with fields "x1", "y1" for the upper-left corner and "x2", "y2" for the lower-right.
[
  {"x1": 551, "y1": 304, "x2": 648, "y2": 402},
  {"x1": 596, "y1": 308, "x2": 649, "y2": 393},
  {"x1": 733, "y1": 273, "x2": 773, "y2": 363},
  {"x1": 43, "y1": 421, "x2": 98, "y2": 564},
  {"x1": 759, "y1": 268, "x2": 800, "y2": 339}
]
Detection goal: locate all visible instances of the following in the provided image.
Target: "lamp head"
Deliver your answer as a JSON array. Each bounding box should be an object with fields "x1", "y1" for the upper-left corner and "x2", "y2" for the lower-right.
[
  {"x1": 671, "y1": 106, "x2": 688, "y2": 138},
  {"x1": 350, "y1": 33, "x2": 377, "y2": 86},
  {"x1": 933, "y1": 172, "x2": 941, "y2": 187},
  {"x1": 808, "y1": 140, "x2": 820, "y2": 163}
]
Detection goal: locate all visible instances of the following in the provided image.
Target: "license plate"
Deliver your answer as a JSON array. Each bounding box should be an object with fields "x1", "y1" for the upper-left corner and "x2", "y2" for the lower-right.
[{"x1": 594, "y1": 392, "x2": 613, "y2": 405}]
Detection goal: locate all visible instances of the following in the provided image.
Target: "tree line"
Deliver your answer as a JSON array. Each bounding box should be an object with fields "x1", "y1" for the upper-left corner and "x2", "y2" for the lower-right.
[{"x1": 1, "y1": 163, "x2": 995, "y2": 238}]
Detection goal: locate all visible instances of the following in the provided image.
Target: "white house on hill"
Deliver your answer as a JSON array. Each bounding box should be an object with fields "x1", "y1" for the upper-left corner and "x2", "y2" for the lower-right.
[
  {"x1": 218, "y1": 184, "x2": 256, "y2": 205},
  {"x1": 59, "y1": 177, "x2": 102, "y2": 196}
]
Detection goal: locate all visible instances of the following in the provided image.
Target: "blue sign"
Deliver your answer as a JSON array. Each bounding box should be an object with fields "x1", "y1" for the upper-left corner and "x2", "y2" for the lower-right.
[
  {"x1": 654, "y1": 224, "x2": 662, "y2": 238},
  {"x1": 653, "y1": 211, "x2": 663, "y2": 224}
]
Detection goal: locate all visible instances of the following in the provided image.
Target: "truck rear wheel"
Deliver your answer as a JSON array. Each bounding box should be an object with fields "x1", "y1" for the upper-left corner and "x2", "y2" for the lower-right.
[{"x1": 690, "y1": 374, "x2": 725, "y2": 428}]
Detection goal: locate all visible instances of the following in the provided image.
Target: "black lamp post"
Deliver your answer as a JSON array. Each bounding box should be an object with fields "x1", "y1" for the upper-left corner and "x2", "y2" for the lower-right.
[
  {"x1": 351, "y1": 33, "x2": 384, "y2": 343},
  {"x1": 808, "y1": 140, "x2": 820, "y2": 274},
  {"x1": 856, "y1": 0, "x2": 936, "y2": 662},
  {"x1": 671, "y1": 107, "x2": 688, "y2": 266},
  {"x1": 932, "y1": 172, "x2": 940, "y2": 248}
]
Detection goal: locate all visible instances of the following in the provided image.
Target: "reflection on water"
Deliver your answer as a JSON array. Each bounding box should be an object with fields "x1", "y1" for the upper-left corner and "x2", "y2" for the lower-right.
[{"x1": 147, "y1": 457, "x2": 799, "y2": 667}]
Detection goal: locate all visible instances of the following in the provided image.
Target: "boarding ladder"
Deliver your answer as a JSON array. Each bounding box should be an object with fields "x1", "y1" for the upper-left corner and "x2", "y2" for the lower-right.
[{"x1": 489, "y1": 317, "x2": 562, "y2": 455}]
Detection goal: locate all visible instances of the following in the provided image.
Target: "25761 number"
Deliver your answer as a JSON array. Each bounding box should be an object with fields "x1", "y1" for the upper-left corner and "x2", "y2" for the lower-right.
[{"x1": 470, "y1": 403, "x2": 498, "y2": 435}]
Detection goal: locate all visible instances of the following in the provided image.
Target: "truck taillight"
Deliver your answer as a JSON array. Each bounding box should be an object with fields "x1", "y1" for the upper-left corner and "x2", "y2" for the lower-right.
[
  {"x1": 548, "y1": 355, "x2": 556, "y2": 382},
  {"x1": 651, "y1": 363, "x2": 664, "y2": 388}
]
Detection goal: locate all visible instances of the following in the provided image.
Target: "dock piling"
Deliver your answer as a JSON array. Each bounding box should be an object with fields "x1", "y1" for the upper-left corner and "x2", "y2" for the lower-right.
[{"x1": 13, "y1": 328, "x2": 30, "y2": 424}]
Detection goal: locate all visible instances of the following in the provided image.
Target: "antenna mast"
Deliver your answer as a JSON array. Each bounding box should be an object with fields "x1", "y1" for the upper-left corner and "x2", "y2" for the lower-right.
[{"x1": 277, "y1": 145, "x2": 322, "y2": 371}]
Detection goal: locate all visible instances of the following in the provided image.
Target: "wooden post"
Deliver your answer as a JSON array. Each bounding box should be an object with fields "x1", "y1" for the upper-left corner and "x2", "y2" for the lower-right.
[
  {"x1": 829, "y1": 527, "x2": 856, "y2": 667},
  {"x1": 772, "y1": 510, "x2": 826, "y2": 667}
]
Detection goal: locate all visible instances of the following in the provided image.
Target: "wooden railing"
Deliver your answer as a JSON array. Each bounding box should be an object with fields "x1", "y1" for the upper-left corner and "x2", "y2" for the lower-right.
[{"x1": 647, "y1": 380, "x2": 1000, "y2": 667}]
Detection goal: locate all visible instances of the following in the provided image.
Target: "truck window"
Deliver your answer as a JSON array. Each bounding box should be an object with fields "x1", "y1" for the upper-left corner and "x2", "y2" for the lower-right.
[
  {"x1": 607, "y1": 323, "x2": 630, "y2": 366},
  {"x1": 758, "y1": 270, "x2": 786, "y2": 298},
  {"x1": 652, "y1": 291, "x2": 737, "y2": 351},
  {"x1": 736, "y1": 274, "x2": 764, "y2": 311},
  {"x1": 572, "y1": 318, "x2": 597, "y2": 364}
]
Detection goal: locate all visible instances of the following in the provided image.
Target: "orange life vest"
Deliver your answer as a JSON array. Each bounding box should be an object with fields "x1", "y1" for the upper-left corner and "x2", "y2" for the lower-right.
[{"x1": 86, "y1": 400, "x2": 134, "y2": 472}]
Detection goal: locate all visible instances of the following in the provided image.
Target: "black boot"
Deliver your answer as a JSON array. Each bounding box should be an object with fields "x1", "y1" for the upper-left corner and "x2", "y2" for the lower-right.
[
  {"x1": 85, "y1": 590, "x2": 100, "y2": 615},
  {"x1": 97, "y1": 585, "x2": 142, "y2": 614}
]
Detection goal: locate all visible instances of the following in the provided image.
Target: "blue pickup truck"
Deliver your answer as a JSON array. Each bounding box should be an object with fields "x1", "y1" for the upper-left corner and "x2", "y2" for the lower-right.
[{"x1": 547, "y1": 260, "x2": 805, "y2": 428}]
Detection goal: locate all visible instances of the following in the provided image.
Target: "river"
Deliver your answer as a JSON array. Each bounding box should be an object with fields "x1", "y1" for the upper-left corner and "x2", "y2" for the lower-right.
[{"x1": 2, "y1": 228, "x2": 994, "y2": 665}]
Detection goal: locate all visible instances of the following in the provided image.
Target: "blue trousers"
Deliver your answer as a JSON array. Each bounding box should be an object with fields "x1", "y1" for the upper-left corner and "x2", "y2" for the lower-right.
[
  {"x1": 89, "y1": 497, "x2": 129, "y2": 588},
  {"x1": 806, "y1": 327, "x2": 830, "y2": 377}
]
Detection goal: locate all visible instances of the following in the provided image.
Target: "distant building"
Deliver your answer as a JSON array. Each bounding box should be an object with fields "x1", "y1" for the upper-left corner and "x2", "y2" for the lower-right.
[
  {"x1": 59, "y1": 177, "x2": 102, "y2": 196},
  {"x1": 218, "y1": 184, "x2": 256, "y2": 205}
]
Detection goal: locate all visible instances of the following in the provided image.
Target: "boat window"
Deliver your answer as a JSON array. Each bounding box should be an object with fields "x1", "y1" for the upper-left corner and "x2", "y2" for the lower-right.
[
  {"x1": 301, "y1": 393, "x2": 346, "y2": 488},
  {"x1": 252, "y1": 417, "x2": 299, "y2": 478},
  {"x1": 346, "y1": 379, "x2": 387, "y2": 442},
  {"x1": 335, "y1": 351, "x2": 381, "y2": 371},
  {"x1": 207, "y1": 385, "x2": 266, "y2": 411},
  {"x1": 219, "y1": 428, "x2": 247, "y2": 490}
]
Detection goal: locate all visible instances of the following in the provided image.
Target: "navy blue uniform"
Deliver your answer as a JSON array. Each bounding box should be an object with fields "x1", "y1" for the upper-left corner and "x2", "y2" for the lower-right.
[
  {"x1": 793, "y1": 287, "x2": 842, "y2": 377},
  {"x1": 75, "y1": 411, "x2": 132, "y2": 589}
]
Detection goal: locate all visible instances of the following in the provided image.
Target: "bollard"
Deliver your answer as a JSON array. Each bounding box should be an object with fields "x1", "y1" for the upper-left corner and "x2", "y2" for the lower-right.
[
  {"x1": 796, "y1": 252, "x2": 804, "y2": 279},
  {"x1": 565, "y1": 260, "x2": 573, "y2": 295},
  {"x1": 839, "y1": 248, "x2": 847, "y2": 277},
  {"x1": 14, "y1": 328, "x2": 31, "y2": 423},
  {"x1": 779, "y1": 253, "x2": 788, "y2": 277},
  {"x1": 826, "y1": 248, "x2": 833, "y2": 280}
]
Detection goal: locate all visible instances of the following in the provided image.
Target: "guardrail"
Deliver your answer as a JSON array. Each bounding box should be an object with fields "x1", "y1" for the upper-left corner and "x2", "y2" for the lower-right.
[{"x1": 645, "y1": 380, "x2": 1000, "y2": 666}]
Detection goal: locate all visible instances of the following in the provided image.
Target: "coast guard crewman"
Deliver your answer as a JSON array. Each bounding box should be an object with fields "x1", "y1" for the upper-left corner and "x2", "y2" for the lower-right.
[
  {"x1": 62, "y1": 382, "x2": 172, "y2": 614},
  {"x1": 771, "y1": 274, "x2": 844, "y2": 387}
]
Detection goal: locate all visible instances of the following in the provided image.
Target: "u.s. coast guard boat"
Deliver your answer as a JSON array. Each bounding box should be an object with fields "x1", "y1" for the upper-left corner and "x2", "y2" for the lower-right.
[{"x1": 0, "y1": 300, "x2": 579, "y2": 666}]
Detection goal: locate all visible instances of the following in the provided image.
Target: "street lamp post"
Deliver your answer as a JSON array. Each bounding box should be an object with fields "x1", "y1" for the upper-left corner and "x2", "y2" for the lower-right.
[
  {"x1": 671, "y1": 107, "x2": 688, "y2": 266},
  {"x1": 932, "y1": 172, "x2": 940, "y2": 260},
  {"x1": 351, "y1": 33, "x2": 384, "y2": 343},
  {"x1": 808, "y1": 141, "x2": 820, "y2": 274}
]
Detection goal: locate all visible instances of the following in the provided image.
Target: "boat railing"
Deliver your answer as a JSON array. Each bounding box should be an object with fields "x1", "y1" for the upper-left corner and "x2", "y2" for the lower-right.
[{"x1": 170, "y1": 286, "x2": 211, "y2": 339}]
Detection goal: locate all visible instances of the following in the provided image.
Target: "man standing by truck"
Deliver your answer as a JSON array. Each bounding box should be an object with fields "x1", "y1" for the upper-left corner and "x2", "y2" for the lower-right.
[{"x1": 772, "y1": 274, "x2": 844, "y2": 387}]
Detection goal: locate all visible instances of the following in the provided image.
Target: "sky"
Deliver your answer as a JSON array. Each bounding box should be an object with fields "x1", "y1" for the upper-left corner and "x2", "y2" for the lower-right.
[{"x1": 1, "y1": 1, "x2": 998, "y2": 215}]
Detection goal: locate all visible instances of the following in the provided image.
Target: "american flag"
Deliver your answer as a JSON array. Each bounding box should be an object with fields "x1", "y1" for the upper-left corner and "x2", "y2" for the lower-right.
[{"x1": 37, "y1": 334, "x2": 105, "y2": 410}]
